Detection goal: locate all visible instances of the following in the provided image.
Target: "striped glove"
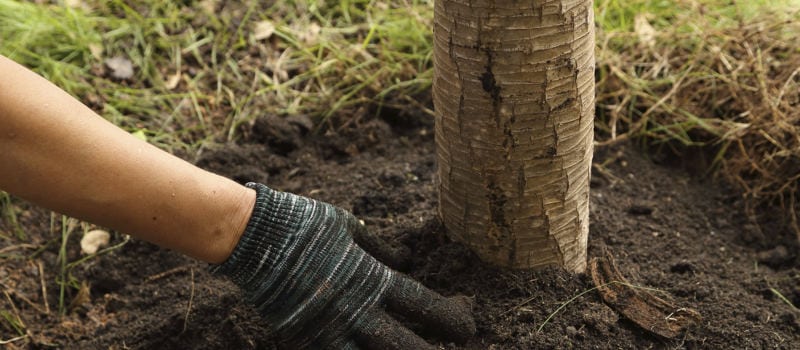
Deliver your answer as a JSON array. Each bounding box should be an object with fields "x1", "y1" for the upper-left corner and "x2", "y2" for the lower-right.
[{"x1": 213, "y1": 183, "x2": 475, "y2": 349}]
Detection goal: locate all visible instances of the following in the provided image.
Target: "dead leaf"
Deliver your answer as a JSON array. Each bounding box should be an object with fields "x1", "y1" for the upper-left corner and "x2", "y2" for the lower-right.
[
  {"x1": 131, "y1": 129, "x2": 147, "y2": 142},
  {"x1": 253, "y1": 20, "x2": 275, "y2": 41},
  {"x1": 80, "y1": 229, "x2": 110, "y2": 255},
  {"x1": 88, "y1": 43, "x2": 104, "y2": 60},
  {"x1": 300, "y1": 22, "x2": 321, "y2": 44},
  {"x1": 105, "y1": 56, "x2": 134, "y2": 80},
  {"x1": 589, "y1": 250, "x2": 701, "y2": 339},
  {"x1": 287, "y1": 114, "x2": 314, "y2": 132},
  {"x1": 65, "y1": 0, "x2": 86, "y2": 9},
  {"x1": 68, "y1": 281, "x2": 91, "y2": 312},
  {"x1": 165, "y1": 72, "x2": 181, "y2": 90},
  {"x1": 635, "y1": 14, "x2": 657, "y2": 47},
  {"x1": 199, "y1": 0, "x2": 218, "y2": 13}
]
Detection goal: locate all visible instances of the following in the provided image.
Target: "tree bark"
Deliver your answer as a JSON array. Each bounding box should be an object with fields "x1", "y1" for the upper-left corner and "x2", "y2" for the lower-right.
[{"x1": 433, "y1": 0, "x2": 594, "y2": 272}]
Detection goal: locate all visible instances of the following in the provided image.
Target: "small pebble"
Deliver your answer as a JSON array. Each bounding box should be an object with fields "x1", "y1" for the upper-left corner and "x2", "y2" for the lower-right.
[
  {"x1": 566, "y1": 326, "x2": 578, "y2": 337},
  {"x1": 627, "y1": 203, "x2": 653, "y2": 216},
  {"x1": 757, "y1": 245, "x2": 792, "y2": 268}
]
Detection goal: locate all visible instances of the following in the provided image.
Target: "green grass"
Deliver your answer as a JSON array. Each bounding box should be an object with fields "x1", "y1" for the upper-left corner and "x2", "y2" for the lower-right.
[
  {"x1": 53, "y1": 214, "x2": 79, "y2": 315},
  {"x1": 0, "y1": 191, "x2": 24, "y2": 240},
  {"x1": 2, "y1": 0, "x2": 794, "y2": 149},
  {"x1": 0, "y1": 0, "x2": 435, "y2": 150},
  {"x1": 0, "y1": 0, "x2": 101, "y2": 94},
  {"x1": 0, "y1": 310, "x2": 25, "y2": 336},
  {"x1": 596, "y1": 0, "x2": 799, "y2": 32}
]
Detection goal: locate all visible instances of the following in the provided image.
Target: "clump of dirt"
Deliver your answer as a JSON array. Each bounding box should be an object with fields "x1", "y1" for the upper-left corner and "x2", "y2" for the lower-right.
[{"x1": 1, "y1": 110, "x2": 798, "y2": 349}]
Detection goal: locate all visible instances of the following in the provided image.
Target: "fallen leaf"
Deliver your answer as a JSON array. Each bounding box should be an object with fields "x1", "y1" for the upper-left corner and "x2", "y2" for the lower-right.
[
  {"x1": 131, "y1": 129, "x2": 148, "y2": 142},
  {"x1": 88, "y1": 43, "x2": 104, "y2": 60},
  {"x1": 635, "y1": 14, "x2": 657, "y2": 47},
  {"x1": 165, "y1": 72, "x2": 181, "y2": 90},
  {"x1": 287, "y1": 114, "x2": 314, "y2": 132},
  {"x1": 105, "y1": 56, "x2": 134, "y2": 80},
  {"x1": 199, "y1": 0, "x2": 218, "y2": 13},
  {"x1": 253, "y1": 20, "x2": 275, "y2": 40},
  {"x1": 68, "y1": 281, "x2": 91, "y2": 312},
  {"x1": 65, "y1": 0, "x2": 84, "y2": 9},
  {"x1": 299, "y1": 22, "x2": 321, "y2": 44},
  {"x1": 81, "y1": 230, "x2": 110, "y2": 255}
]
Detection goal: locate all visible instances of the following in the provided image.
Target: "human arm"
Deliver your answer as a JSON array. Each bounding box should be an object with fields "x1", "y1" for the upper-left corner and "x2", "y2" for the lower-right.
[
  {"x1": 0, "y1": 55, "x2": 475, "y2": 348},
  {"x1": 0, "y1": 54, "x2": 254, "y2": 263}
]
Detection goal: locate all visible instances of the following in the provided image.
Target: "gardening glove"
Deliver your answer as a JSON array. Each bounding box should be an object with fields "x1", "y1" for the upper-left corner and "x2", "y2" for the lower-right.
[{"x1": 213, "y1": 183, "x2": 476, "y2": 349}]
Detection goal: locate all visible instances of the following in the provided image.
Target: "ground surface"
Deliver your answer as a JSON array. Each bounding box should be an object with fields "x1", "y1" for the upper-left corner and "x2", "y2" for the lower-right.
[{"x1": 1, "y1": 109, "x2": 798, "y2": 349}]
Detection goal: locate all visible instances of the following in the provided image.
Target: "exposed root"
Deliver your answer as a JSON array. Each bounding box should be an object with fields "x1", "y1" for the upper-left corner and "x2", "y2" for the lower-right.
[
  {"x1": 145, "y1": 264, "x2": 192, "y2": 282},
  {"x1": 0, "y1": 334, "x2": 28, "y2": 345},
  {"x1": 589, "y1": 251, "x2": 701, "y2": 339},
  {"x1": 181, "y1": 268, "x2": 196, "y2": 334}
]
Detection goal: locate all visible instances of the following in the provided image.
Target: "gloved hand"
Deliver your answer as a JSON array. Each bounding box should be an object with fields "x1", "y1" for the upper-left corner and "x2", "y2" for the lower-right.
[{"x1": 213, "y1": 183, "x2": 476, "y2": 349}]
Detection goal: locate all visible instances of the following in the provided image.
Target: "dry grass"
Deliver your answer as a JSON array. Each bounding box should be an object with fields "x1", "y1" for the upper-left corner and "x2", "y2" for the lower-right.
[{"x1": 595, "y1": 1, "x2": 800, "y2": 239}]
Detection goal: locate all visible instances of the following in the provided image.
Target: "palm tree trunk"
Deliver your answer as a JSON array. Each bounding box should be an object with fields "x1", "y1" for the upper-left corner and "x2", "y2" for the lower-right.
[{"x1": 433, "y1": 0, "x2": 595, "y2": 272}]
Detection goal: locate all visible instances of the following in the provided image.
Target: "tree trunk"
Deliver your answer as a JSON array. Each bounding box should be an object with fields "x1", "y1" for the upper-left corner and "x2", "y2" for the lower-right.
[{"x1": 433, "y1": 0, "x2": 594, "y2": 272}]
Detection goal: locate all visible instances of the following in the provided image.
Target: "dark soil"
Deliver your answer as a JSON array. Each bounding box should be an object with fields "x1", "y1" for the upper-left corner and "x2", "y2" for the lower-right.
[{"x1": 1, "y1": 108, "x2": 798, "y2": 349}]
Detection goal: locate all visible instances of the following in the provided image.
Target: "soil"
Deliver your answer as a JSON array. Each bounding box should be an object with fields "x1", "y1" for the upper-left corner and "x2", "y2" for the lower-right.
[{"x1": 1, "y1": 107, "x2": 798, "y2": 349}]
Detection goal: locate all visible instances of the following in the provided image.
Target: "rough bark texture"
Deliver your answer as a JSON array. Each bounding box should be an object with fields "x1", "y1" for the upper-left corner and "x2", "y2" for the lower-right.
[{"x1": 433, "y1": 0, "x2": 595, "y2": 271}]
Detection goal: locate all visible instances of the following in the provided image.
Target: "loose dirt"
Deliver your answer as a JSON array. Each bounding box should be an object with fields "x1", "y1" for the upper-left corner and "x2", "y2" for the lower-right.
[{"x1": 1, "y1": 108, "x2": 798, "y2": 349}]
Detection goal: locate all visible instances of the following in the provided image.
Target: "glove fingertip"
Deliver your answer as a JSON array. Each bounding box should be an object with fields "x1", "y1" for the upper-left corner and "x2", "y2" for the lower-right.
[
  {"x1": 386, "y1": 276, "x2": 476, "y2": 344},
  {"x1": 442, "y1": 295, "x2": 477, "y2": 343}
]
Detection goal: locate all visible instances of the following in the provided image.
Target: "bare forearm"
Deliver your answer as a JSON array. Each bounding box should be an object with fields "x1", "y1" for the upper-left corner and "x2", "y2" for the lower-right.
[{"x1": 0, "y1": 55, "x2": 254, "y2": 263}]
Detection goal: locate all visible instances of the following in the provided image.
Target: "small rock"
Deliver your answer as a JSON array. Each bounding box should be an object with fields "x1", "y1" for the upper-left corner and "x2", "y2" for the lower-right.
[
  {"x1": 515, "y1": 307, "x2": 536, "y2": 322},
  {"x1": 757, "y1": 245, "x2": 792, "y2": 268},
  {"x1": 25, "y1": 264, "x2": 39, "y2": 277},
  {"x1": 670, "y1": 261, "x2": 696, "y2": 274},
  {"x1": 627, "y1": 203, "x2": 653, "y2": 216},
  {"x1": 589, "y1": 177, "x2": 606, "y2": 188},
  {"x1": 378, "y1": 169, "x2": 406, "y2": 187},
  {"x1": 104, "y1": 294, "x2": 128, "y2": 313},
  {"x1": 582, "y1": 303, "x2": 618, "y2": 335},
  {"x1": 252, "y1": 115, "x2": 303, "y2": 155},
  {"x1": 779, "y1": 311, "x2": 800, "y2": 332},
  {"x1": 693, "y1": 285, "x2": 711, "y2": 301},
  {"x1": 286, "y1": 114, "x2": 314, "y2": 132},
  {"x1": 565, "y1": 326, "x2": 578, "y2": 337}
]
